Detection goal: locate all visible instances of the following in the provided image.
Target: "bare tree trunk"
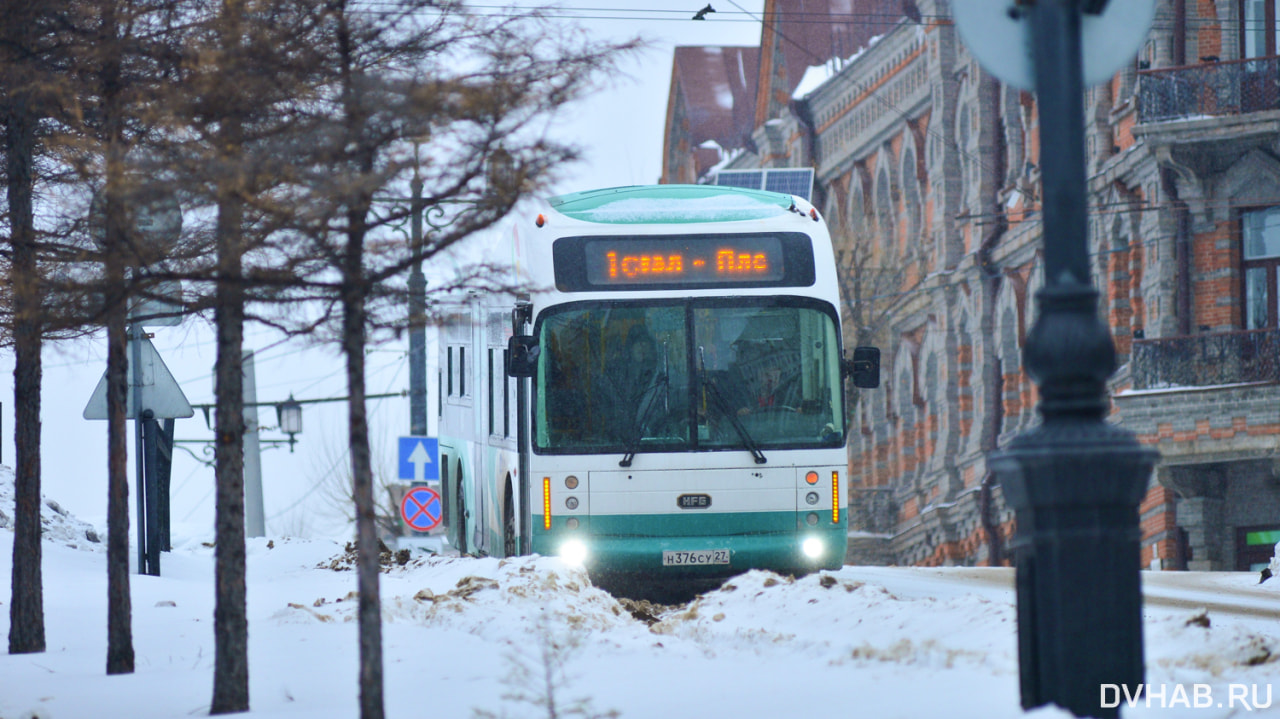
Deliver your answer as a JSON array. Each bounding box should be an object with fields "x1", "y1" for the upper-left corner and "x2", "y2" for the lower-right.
[
  {"x1": 977, "y1": 198, "x2": 1008, "y2": 568},
  {"x1": 6, "y1": 91, "x2": 46, "y2": 656},
  {"x1": 211, "y1": 186, "x2": 249, "y2": 714},
  {"x1": 343, "y1": 239, "x2": 384, "y2": 719},
  {"x1": 207, "y1": 0, "x2": 250, "y2": 708},
  {"x1": 97, "y1": 0, "x2": 135, "y2": 674},
  {"x1": 103, "y1": 124, "x2": 134, "y2": 677},
  {"x1": 105, "y1": 294, "x2": 133, "y2": 673}
]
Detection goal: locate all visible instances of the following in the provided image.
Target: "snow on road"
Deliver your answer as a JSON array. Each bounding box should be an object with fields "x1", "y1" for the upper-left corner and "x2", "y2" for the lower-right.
[{"x1": 1, "y1": 469, "x2": 1277, "y2": 718}]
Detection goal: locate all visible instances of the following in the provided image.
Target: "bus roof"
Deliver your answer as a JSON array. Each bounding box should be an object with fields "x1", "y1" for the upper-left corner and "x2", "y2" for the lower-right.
[{"x1": 547, "y1": 184, "x2": 800, "y2": 225}]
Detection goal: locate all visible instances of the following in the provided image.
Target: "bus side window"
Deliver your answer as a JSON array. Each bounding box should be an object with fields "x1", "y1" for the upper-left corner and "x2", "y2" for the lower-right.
[
  {"x1": 447, "y1": 347, "x2": 454, "y2": 397},
  {"x1": 441, "y1": 453, "x2": 451, "y2": 527},
  {"x1": 503, "y1": 349, "x2": 511, "y2": 438}
]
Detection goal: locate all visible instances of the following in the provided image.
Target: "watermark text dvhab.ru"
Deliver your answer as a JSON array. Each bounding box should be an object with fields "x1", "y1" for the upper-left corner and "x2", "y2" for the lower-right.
[{"x1": 1101, "y1": 684, "x2": 1273, "y2": 711}]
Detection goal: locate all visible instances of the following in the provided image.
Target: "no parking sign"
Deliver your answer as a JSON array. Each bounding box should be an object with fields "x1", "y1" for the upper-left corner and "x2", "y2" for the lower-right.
[{"x1": 400, "y1": 486, "x2": 443, "y2": 532}]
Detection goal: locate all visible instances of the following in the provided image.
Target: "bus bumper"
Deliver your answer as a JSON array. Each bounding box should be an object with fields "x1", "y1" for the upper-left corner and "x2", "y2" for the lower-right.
[{"x1": 534, "y1": 519, "x2": 846, "y2": 575}]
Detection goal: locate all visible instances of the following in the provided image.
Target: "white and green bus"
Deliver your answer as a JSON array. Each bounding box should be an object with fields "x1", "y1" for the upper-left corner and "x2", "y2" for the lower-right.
[{"x1": 437, "y1": 184, "x2": 878, "y2": 586}]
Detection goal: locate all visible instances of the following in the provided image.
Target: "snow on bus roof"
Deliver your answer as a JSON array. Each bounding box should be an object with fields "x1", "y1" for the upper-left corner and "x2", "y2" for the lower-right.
[{"x1": 549, "y1": 184, "x2": 796, "y2": 224}]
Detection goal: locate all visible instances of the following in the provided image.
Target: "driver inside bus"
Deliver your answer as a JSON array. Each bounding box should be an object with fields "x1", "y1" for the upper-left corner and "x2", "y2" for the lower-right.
[
  {"x1": 724, "y1": 339, "x2": 795, "y2": 416},
  {"x1": 616, "y1": 326, "x2": 665, "y2": 435},
  {"x1": 739, "y1": 366, "x2": 784, "y2": 415}
]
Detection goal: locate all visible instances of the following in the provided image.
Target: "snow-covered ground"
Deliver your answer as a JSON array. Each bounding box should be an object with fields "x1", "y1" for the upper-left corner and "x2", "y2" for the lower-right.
[{"x1": 2, "y1": 468, "x2": 1278, "y2": 719}]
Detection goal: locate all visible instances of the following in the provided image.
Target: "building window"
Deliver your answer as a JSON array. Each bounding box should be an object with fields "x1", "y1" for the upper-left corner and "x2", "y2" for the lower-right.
[
  {"x1": 1241, "y1": 0, "x2": 1280, "y2": 58},
  {"x1": 1237, "y1": 525, "x2": 1280, "y2": 570},
  {"x1": 1242, "y1": 207, "x2": 1280, "y2": 329}
]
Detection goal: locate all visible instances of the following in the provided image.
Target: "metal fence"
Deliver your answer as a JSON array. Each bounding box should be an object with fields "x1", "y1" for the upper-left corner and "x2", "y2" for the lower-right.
[
  {"x1": 1138, "y1": 56, "x2": 1280, "y2": 123},
  {"x1": 1130, "y1": 328, "x2": 1280, "y2": 389}
]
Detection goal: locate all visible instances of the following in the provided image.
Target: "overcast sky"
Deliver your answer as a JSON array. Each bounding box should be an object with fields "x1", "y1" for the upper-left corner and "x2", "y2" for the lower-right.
[{"x1": 0, "y1": 1, "x2": 767, "y2": 538}]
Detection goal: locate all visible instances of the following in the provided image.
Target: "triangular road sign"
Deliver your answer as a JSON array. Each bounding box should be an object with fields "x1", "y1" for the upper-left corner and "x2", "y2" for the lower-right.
[{"x1": 83, "y1": 336, "x2": 194, "y2": 420}]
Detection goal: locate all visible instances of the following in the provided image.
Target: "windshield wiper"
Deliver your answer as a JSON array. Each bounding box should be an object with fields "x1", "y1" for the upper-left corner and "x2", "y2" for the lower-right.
[
  {"x1": 698, "y1": 347, "x2": 766, "y2": 464},
  {"x1": 619, "y1": 344, "x2": 671, "y2": 468},
  {"x1": 618, "y1": 372, "x2": 669, "y2": 467}
]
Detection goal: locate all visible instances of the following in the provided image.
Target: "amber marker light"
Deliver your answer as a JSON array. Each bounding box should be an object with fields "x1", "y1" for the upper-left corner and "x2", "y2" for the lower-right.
[
  {"x1": 535, "y1": 214, "x2": 546, "y2": 228},
  {"x1": 543, "y1": 477, "x2": 552, "y2": 530},
  {"x1": 809, "y1": 208, "x2": 819, "y2": 221},
  {"x1": 832, "y1": 471, "x2": 840, "y2": 523},
  {"x1": 805, "y1": 471, "x2": 819, "y2": 485}
]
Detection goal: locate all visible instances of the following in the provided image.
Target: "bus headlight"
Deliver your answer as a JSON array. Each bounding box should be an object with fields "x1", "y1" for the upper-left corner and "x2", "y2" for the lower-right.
[
  {"x1": 560, "y1": 539, "x2": 588, "y2": 566},
  {"x1": 801, "y1": 537, "x2": 824, "y2": 559}
]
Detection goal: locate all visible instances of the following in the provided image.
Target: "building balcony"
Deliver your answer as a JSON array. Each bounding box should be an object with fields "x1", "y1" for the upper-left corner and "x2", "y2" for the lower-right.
[
  {"x1": 1130, "y1": 329, "x2": 1280, "y2": 390},
  {"x1": 1116, "y1": 329, "x2": 1280, "y2": 467},
  {"x1": 1138, "y1": 56, "x2": 1280, "y2": 124}
]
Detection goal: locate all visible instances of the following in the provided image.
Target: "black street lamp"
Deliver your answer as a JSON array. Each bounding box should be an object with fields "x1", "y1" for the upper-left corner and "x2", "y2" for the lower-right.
[
  {"x1": 277, "y1": 395, "x2": 303, "y2": 452},
  {"x1": 976, "y1": 2, "x2": 1159, "y2": 718},
  {"x1": 393, "y1": 144, "x2": 516, "y2": 438}
]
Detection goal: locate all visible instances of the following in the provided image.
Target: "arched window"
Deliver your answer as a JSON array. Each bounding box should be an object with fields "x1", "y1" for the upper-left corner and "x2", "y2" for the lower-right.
[
  {"x1": 876, "y1": 166, "x2": 895, "y2": 253},
  {"x1": 849, "y1": 169, "x2": 870, "y2": 241},
  {"x1": 901, "y1": 146, "x2": 923, "y2": 248}
]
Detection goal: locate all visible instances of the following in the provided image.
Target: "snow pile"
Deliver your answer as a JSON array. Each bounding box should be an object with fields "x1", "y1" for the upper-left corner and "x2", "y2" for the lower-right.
[
  {"x1": 1146, "y1": 609, "x2": 1278, "y2": 679},
  {"x1": 3, "y1": 481, "x2": 1280, "y2": 719},
  {"x1": 0, "y1": 466, "x2": 103, "y2": 551},
  {"x1": 651, "y1": 569, "x2": 1015, "y2": 671},
  {"x1": 277, "y1": 554, "x2": 642, "y2": 641}
]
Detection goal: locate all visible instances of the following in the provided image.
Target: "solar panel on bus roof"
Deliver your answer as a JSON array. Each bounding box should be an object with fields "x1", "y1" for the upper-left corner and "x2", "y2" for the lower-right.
[
  {"x1": 713, "y1": 168, "x2": 814, "y2": 201},
  {"x1": 763, "y1": 169, "x2": 814, "y2": 200},
  {"x1": 714, "y1": 170, "x2": 764, "y2": 190}
]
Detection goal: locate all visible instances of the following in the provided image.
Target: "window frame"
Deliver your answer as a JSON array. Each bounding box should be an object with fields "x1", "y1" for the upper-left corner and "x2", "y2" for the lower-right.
[
  {"x1": 1240, "y1": 0, "x2": 1280, "y2": 58},
  {"x1": 1241, "y1": 206, "x2": 1280, "y2": 329}
]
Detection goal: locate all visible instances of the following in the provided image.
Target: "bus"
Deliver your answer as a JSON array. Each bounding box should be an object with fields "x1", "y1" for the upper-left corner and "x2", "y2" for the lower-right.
[{"x1": 436, "y1": 184, "x2": 879, "y2": 586}]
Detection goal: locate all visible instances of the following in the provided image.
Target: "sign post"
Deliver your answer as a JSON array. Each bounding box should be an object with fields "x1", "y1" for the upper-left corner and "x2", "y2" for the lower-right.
[
  {"x1": 954, "y1": 2, "x2": 1158, "y2": 717},
  {"x1": 85, "y1": 329, "x2": 193, "y2": 576},
  {"x1": 88, "y1": 185, "x2": 186, "y2": 577}
]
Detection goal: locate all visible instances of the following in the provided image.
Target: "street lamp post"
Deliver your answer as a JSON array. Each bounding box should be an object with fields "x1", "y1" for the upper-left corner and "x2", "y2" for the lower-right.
[
  {"x1": 408, "y1": 165, "x2": 428, "y2": 437},
  {"x1": 982, "y1": 2, "x2": 1158, "y2": 717}
]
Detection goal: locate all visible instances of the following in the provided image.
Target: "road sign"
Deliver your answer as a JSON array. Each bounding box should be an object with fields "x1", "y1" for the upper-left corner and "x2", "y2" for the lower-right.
[
  {"x1": 400, "y1": 486, "x2": 443, "y2": 532},
  {"x1": 90, "y1": 188, "x2": 183, "y2": 250},
  {"x1": 952, "y1": 0, "x2": 1155, "y2": 90},
  {"x1": 83, "y1": 335, "x2": 193, "y2": 419},
  {"x1": 398, "y1": 436, "x2": 438, "y2": 482},
  {"x1": 129, "y1": 280, "x2": 184, "y2": 327}
]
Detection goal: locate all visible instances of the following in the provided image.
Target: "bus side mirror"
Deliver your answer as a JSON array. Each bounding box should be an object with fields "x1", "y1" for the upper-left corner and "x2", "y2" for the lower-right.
[
  {"x1": 844, "y1": 346, "x2": 880, "y2": 389},
  {"x1": 506, "y1": 335, "x2": 540, "y2": 378}
]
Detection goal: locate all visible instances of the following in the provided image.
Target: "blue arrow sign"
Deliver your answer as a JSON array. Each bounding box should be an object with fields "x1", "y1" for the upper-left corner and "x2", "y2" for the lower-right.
[{"x1": 398, "y1": 436, "x2": 439, "y2": 482}]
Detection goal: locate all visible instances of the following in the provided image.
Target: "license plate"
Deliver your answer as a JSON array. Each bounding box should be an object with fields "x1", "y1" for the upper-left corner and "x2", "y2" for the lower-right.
[{"x1": 662, "y1": 549, "x2": 730, "y2": 566}]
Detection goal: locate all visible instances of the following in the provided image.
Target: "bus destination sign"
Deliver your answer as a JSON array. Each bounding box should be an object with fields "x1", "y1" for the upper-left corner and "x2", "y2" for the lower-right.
[{"x1": 551, "y1": 234, "x2": 816, "y2": 291}]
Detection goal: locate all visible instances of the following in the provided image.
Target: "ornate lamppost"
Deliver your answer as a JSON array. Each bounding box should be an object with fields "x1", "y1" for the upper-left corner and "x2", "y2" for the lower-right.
[{"x1": 954, "y1": 2, "x2": 1159, "y2": 717}]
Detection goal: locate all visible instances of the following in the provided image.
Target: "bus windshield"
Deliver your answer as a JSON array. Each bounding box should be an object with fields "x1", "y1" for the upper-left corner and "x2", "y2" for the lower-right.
[{"x1": 534, "y1": 298, "x2": 845, "y2": 456}]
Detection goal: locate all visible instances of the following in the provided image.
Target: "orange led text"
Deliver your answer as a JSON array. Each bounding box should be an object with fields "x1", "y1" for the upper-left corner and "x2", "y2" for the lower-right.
[
  {"x1": 606, "y1": 251, "x2": 685, "y2": 278},
  {"x1": 716, "y1": 250, "x2": 768, "y2": 274}
]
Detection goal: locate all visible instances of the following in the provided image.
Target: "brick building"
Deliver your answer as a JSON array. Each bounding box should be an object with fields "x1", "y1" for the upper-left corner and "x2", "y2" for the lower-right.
[{"x1": 661, "y1": 0, "x2": 1280, "y2": 571}]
